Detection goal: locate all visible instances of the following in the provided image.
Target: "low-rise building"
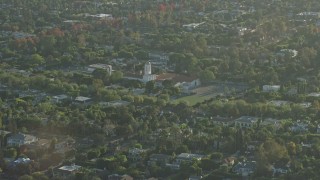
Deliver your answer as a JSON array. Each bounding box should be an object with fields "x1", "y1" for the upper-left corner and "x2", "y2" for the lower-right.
[
  {"x1": 235, "y1": 116, "x2": 259, "y2": 128},
  {"x1": 9, "y1": 158, "x2": 32, "y2": 167},
  {"x1": 176, "y1": 153, "x2": 205, "y2": 164},
  {"x1": 296, "y1": 12, "x2": 320, "y2": 18},
  {"x1": 7, "y1": 133, "x2": 38, "y2": 147},
  {"x1": 212, "y1": 116, "x2": 235, "y2": 127},
  {"x1": 290, "y1": 123, "x2": 309, "y2": 133},
  {"x1": 87, "y1": 64, "x2": 112, "y2": 75},
  {"x1": 269, "y1": 100, "x2": 290, "y2": 107},
  {"x1": 156, "y1": 73, "x2": 201, "y2": 93},
  {"x1": 128, "y1": 148, "x2": 146, "y2": 161},
  {"x1": 223, "y1": 157, "x2": 236, "y2": 166},
  {"x1": 233, "y1": 161, "x2": 256, "y2": 177},
  {"x1": 308, "y1": 92, "x2": 320, "y2": 98},
  {"x1": 260, "y1": 118, "x2": 281, "y2": 130},
  {"x1": 52, "y1": 94, "x2": 69, "y2": 103},
  {"x1": 277, "y1": 49, "x2": 298, "y2": 58},
  {"x1": 182, "y1": 22, "x2": 205, "y2": 30},
  {"x1": 99, "y1": 100, "x2": 130, "y2": 107},
  {"x1": 165, "y1": 163, "x2": 180, "y2": 170},
  {"x1": 317, "y1": 125, "x2": 320, "y2": 134},
  {"x1": 262, "y1": 85, "x2": 281, "y2": 93},
  {"x1": 54, "y1": 164, "x2": 82, "y2": 178},
  {"x1": 148, "y1": 154, "x2": 171, "y2": 166},
  {"x1": 272, "y1": 165, "x2": 290, "y2": 177},
  {"x1": 74, "y1": 96, "x2": 92, "y2": 105}
]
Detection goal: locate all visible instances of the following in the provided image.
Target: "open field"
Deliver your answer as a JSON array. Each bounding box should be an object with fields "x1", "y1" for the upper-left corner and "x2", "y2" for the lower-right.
[{"x1": 172, "y1": 82, "x2": 249, "y2": 105}]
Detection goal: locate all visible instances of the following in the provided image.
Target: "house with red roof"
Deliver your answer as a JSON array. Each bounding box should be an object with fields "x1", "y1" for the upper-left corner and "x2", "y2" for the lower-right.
[{"x1": 156, "y1": 73, "x2": 201, "y2": 93}]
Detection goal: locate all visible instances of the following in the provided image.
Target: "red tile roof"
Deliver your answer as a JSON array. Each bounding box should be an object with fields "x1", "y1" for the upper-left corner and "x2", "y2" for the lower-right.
[{"x1": 156, "y1": 73, "x2": 198, "y2": 83}]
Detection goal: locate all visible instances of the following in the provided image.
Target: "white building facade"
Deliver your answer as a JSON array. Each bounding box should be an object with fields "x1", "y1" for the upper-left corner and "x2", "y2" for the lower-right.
[{"x1": 143, "y1": 61, "x2": 157, "y2": 82}]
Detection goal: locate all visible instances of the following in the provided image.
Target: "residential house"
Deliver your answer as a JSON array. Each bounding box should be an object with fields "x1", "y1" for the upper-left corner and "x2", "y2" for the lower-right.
[
  {"x1": 12, "y1": 32, "x2": 36, "y2": 39},
  {"x1": 290, "y1": 122, "x2": 309, "y2": 133},
  {"x1": 132, "y1": 88, "x2": 145, "y2": 95},
  {"x1": 7, "y1": 69, "x2": 32, "y2": 77},
  {"x1": 52, "y1": 94, "x2": 69, "y2": 103},
  {"x1": 223, "y1": 157, "x2": 236, "y2": 166},
  {"x1": 212, "y1": 116, "x2": 235, "y2": 127},
  {"x1": 296, "y1": 12, "x2": 320, "y2": 19},
  {"x1": 54, "y1": 164, "x2": 82, "y2": 178},
  {"x1": 262, "y1": 85, "x2": 281, "y2": 93},
  {"x1": 175, "y1": 153, "x2": 205, "y2": 164},
  {"x1": 286, "y1": 88, "x2": 298, "y2": 96},
  {"x1": 299, "y1": 102, "x2": 311, "y2": 108},
  {"x1": 74, "y1": 96, "x2": 92, "y2": 105},
  {"x1": 308, "y1": 92, "x2": 320, "y2": 98},
  {"x1": 149, "y1": 129, "x2": 162, "y2": 142},
  {"x1": 235, "y1": 27, "x2": 248, "y2": 36},
  {"x1": 128, "y1": 148, "x2": 146, "y2": 161},
  {"x1": 245, "y1": 141, "x2": 262, "y2": 157},
  {"x1": 235, "y1": 116, "x2": 259, "y2": 128},
  {"x1": 233, "y1": 161, "x2": 256, "y2": 177},
  {"x1": 208, "y1": 45, "x2": 229, "y2": 55},
  {"x1": 148, "y1": 52, "x2": 169, "y2": 62},
  {"x1": 8, "y1": 158, "x2": 32, "y2": 168},
  {"x1": 148, "y1": 154, "x2": 171, "y2": 166},
  {"x1": 277, "y1": 49, "x2": 298, "y2": 58},
  {"x1": 260, "y1": 118, "x2": 281, "y2": 130},
  {"x1": 272, "y1": 165, "x2": 290, "y2": 177},
  {"x1": 269, "y1": 100, "x2": 290, "y2": 107},
  {"x1": 182, "y1": 22, "x2": 205, "y2": 30},
  {"x1": 86, "y1": 14, "x2": 113, "y2": 20},
  {"x1": 165, "y1": 163, "x2": 180, "y2": 170},
  {"x1": 7, "y1": 133, "x2": 38, "y2": 147},
  {"x1": 99, "y1": 100, "x2": 130, "y2": 107},
  {"x1": 156, "y1": 73, "x2": 201, "y2": 93},
  {"x1": 301, "y1": 142, "x2": 312, "y2": 149}
]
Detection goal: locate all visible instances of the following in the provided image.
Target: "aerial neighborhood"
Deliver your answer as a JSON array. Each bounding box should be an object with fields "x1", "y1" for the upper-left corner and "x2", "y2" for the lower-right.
[{"x1": 1, "y1": 0, "x2": 320, "y2": 179}]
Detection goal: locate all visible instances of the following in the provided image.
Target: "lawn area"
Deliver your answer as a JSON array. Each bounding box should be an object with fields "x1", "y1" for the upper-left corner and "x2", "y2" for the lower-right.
[
  {"x1": 171, "y1": 83, "x2": 248, "y2": 106},
  {"x1": 172, "y1": 94, "x2": 214, "y2": 106}
]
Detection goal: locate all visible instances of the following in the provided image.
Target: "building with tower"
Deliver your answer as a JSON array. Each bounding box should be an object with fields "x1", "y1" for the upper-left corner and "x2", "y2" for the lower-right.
[
  {"x1": 143, "y1": 61, "x2": 157, "y2": 82},
  {"x1": 124, "y1": 61, "x2": 200, "y2": 91},
  {"x1": 87, "y1": 64, "x2": 112, "y2": 76}
]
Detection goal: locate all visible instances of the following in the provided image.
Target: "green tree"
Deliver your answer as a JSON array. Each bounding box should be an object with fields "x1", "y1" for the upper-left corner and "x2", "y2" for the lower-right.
[
  {"x1": 39, "y1": 35, "x2": 57, "y2": 54},
  {"x1": 48, "y1": 138, "x2": 57, "y2": 153},
  {"x1": 199, "y1": 70, "x2": 215, "y2": 83},
  {"x1": 31, "y1": 172, "x2": 49, "y2": 180},
  {"x1": 110, "y1": 71, "x2": 123, "y2": 82},
  {"x1": 30, "y1": 54, "x2": 45, "y2": 67},
  {"x1": 87, "y1": 149, "x2": 101, "y2": 159},
  {"x1": 92, "y1": 69, "x2": 110, "y2": 82},
  {"x1": 256, "y1": 139, "x2": 289, "y2": 176},
  {"x1": 4, "y1": 147, "x2": 17, "y2": 158},
  {"x1": 18, "y1": 175, "x2": 34, "y2": 180},
  {"x1": 145, "y1": 81, "x2": 155, "y2": 93}
]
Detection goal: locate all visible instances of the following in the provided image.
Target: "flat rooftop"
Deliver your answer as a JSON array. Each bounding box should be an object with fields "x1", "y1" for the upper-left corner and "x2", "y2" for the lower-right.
[{"x1": 58, "y1": 165, "x2": 81, "y2": 172}]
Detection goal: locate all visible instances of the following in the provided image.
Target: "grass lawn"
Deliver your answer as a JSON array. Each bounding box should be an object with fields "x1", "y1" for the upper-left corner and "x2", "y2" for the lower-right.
[
  {"x1": 171, "y1": 83, "x2": 249, "y2": 106},
  {"x1": 172, "y1": 94, "x2": 214, "y2": 106}
]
